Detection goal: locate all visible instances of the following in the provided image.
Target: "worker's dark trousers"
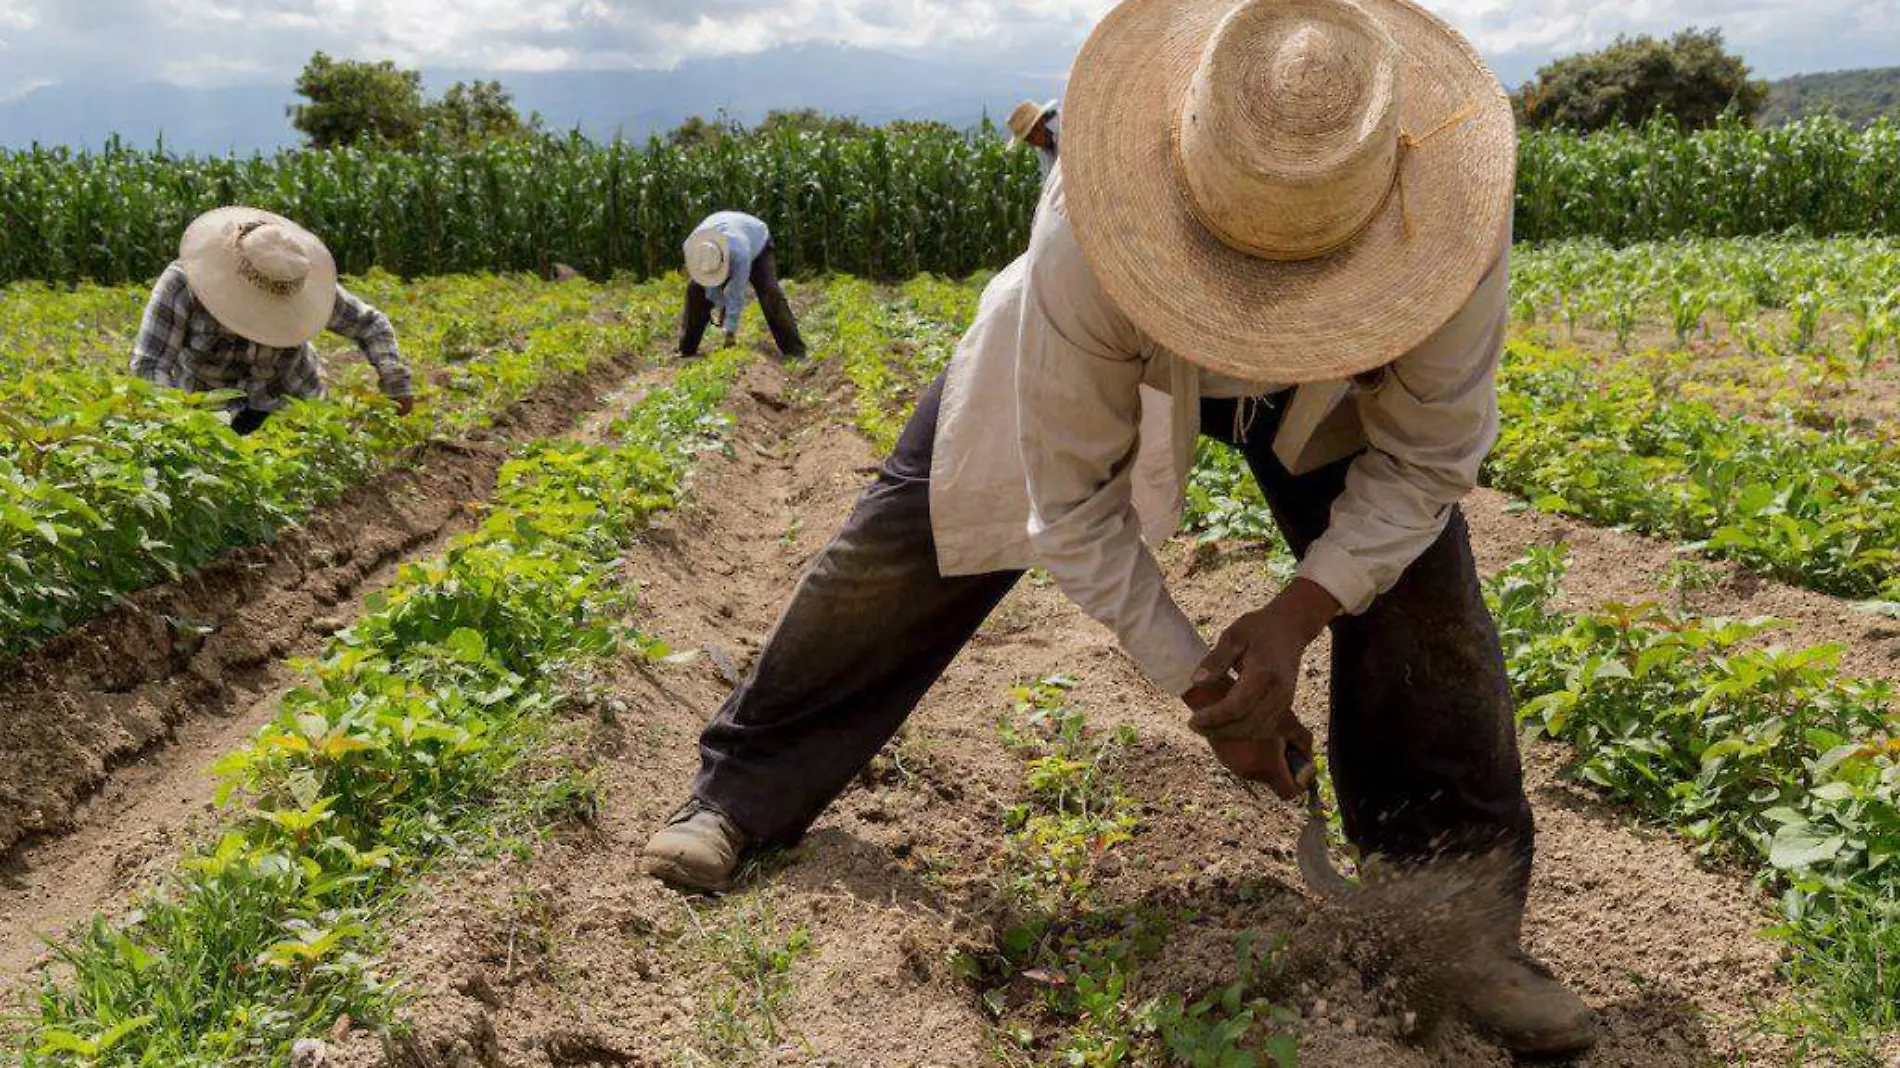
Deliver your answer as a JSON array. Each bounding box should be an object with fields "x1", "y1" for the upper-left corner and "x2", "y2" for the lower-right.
[
  {"x1": 230, "y1": 407, "x2": 272, "y2": 435},
  {"x1": 692, "y1": 373, "x2": 1534, "y2": 900},
  {"x1": 679, "y1": 244, "x2": 808, "y2": 359}
]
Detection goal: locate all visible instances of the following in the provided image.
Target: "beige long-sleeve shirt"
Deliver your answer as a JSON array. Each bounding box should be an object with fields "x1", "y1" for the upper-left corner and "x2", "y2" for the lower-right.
[{"x1": 928, "y1": 169, "x2": 1509, "y2": 698}]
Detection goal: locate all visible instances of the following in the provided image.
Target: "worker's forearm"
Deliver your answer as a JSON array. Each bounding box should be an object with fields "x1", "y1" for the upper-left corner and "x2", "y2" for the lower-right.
[{"x1": 1268, "y1": 577, "x2": 1341, "y2": 645}]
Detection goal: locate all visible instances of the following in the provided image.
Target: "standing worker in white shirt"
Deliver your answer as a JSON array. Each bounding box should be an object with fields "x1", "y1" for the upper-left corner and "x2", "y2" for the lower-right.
[
  {"x1": 680, "y1": 210, "x2": 808, "y2": 360},
  {"x1": 644, "y1": 0, "x2": 1595, "y2": 1055},
  {"x1": 1007, "y1": 98, "x2": 1060, "y2": 178}
]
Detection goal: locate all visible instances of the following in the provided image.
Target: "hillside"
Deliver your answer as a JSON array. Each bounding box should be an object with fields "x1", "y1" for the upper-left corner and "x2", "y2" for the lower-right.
[
  {"x1": 1763, "y1": 66, "x2": 1900, "y2": 126},
  {"x1": 0, "y1": 43, "x2": 1063, "y2": 154}
]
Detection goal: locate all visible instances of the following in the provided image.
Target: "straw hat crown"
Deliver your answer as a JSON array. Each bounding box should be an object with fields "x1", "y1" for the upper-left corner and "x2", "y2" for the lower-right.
[
  {"x1": 1177, "y1": 0, "x2": 1400, "y2": 260},
  {"x1": 1061, "y1": 0, "x2": 1515, "y2": 383},
  {"x1": 684, "y1": 229, "x2": 732, "y2": 287}
]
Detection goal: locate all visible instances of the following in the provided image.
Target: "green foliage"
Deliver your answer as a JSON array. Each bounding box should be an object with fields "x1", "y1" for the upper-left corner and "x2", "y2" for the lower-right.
[
  {"x1": 1515, "y1": 28, "x2": 1767, "y2": 132},
  {"x1": 0, "y1": 273, "x2": 673, "y2": 655},
  {"x1": 426, "y1": 80, "x2": 540, "y2": 150},
  {"x1": 1764, "y1": 67, "x2": 1900, "y2": 129},
  {"x1": 1514, "y1": 117, "x2": 1900, "y2": 243},
  {"x1": 289, "y1": 52, "x2": 429, "y2": 150},
  {"x1": 683, "y1": 900, "x2": 815, "y2": 1065},
  {"x1": 0, "y1": 127, "x2": 1042, "y2": 287},
  {"x1": 19, "y1": 348, "x2": 751, "y2": 1066},
  {"x1": 970, "y1": 679, "x2": 1299, "y2": 1067},
  {"x1": 826, "y1": 275, "x2": 967, "y2": 450},
  {"x1": 1487, "y1": 549, "x2": 1900, "y2": 1057},
  {"x1": 1485, "y1": 339, "x2": 1900, "y2": 602}
]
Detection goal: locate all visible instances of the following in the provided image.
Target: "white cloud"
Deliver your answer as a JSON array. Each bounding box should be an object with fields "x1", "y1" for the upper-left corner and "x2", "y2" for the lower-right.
[{"x1": 0, "y1": 0, "x2": 1891, "y2": 93}]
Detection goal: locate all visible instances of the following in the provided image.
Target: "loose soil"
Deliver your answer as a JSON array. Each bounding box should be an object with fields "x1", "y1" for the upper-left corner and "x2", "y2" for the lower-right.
[
  {"x1": 288, "y1": 360, "x2": 1900, "y2": 1068},
  {"x1": 0, "y1": 344, "x2": 663, "y2": 985}
]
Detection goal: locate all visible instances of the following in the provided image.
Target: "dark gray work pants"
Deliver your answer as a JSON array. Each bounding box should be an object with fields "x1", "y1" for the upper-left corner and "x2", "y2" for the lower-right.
[{"x1": 691, "y1": 373, "x2": 1534, "y2": 898}]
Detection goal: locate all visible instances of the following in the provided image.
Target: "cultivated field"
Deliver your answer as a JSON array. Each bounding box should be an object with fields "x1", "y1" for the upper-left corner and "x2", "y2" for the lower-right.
[{"x1": 1, "y1": 249, "x2": 1896, "y2": 1068}]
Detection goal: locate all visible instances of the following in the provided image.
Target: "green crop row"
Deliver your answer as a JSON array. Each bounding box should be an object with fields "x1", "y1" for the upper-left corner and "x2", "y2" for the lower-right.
[
  {"x1": 0, "y1": 274, "x2": 674, "y2": 655},
  {"x1": 17, "y1": 347, "x2": 752, "y2": 1068},
  {"x1": 1516, "y1": 116, "x2": 1900, "y2": 244},
  {"x1": 822, "y1": 275, "x2": 964, "y2": 451},
  {"x1": 9, "y1": 117, "x2": 1900, "y2": 288},
  {"x1": 1491, "y1": 549, "x2": 1899, "y2": 1056},
  {"x1": 1513, "y1": 236, "x2": 1900, "y2": 365},
  {"x1": 1489, "y1": 339, "x2": 1900, "y2": 602}
]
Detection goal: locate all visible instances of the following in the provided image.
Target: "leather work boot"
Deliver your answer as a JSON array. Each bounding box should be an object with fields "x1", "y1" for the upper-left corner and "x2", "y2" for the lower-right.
[
  {"x1": 642, "y1": 800, "x2": 747, "y2": 893},
  {"x1": 1460, "y1": 946, "x2": 1598, "y2": 1056}
]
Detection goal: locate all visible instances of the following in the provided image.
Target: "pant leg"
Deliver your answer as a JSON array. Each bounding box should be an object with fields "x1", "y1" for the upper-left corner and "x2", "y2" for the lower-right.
[
  {"x1": 748, "y1": 244, "x2": 808, "y2": 359},
  {"x1": 694, "y1": 373, "x2": 1021, "y2": 843},
  {"x1": 679, "y1": 279, "x2": 713, "y2": 357},
  {"x1": 1200, "y1": 394, "x2": 1535, "y2": 900},
  {"x1": 230, "y1": 407, "x2": 272, "y2": 435}
]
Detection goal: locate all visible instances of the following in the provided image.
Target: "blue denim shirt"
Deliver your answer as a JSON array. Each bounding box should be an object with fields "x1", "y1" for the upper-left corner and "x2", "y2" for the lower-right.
[{"x1": 697, "y1": 211, "x2": 770, "y2": 328}]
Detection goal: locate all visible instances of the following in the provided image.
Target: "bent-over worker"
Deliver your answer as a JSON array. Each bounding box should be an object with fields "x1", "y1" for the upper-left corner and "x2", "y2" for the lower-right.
[
  {"x1": 680, "y1": 211, "x2": 807, "y2": 360},
  {"x1": 131, "y1": 207, "x2": 413, "y2": 435},
  {"x1": 644, "y1": 0, "x2": 1594, "y2": 1056}
]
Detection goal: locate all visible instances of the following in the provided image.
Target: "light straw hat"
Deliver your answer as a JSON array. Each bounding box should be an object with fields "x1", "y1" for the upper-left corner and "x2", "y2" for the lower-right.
[
  {"x1": 683, "y1": 228, "x2": 732, "y2": 288},
  {"x1": 179, "y1": 207, "x2": 338, "y2": 349},
  {"x1": 1008, "y1": 99, "x2": 1057, "y2": 142},
  {"x1": 1062, "y1": 0, "x2": 1515, "y2": 382}
]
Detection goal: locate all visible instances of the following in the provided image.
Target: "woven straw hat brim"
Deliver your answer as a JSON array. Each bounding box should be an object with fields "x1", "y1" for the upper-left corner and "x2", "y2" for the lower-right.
[
  {"x1": 685, "y1": 229, "x2": 732, "y2": 288},
  {"x1": 178, "y1": 207, "x2": 337, "y2": 349},
  {"x1": 1062, "y1": 0, "x2": 1515, "y2": 383}
]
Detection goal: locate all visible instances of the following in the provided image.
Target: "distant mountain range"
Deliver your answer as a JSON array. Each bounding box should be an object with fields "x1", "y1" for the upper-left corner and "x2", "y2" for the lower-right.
[
  {"x1": 0, "y1": 44, "x2": 1065, "y2": 154},
  {"x1": 1762, "y1": 66, "x2": 1900, "y2": 126},
  {"x1": 1, "y1": 43, "x2": 1890, "y2": 154}
]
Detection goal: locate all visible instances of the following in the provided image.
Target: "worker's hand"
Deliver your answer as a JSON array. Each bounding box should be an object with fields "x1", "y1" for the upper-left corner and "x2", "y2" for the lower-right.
[
  {"x1": 393, "y1": 395, "x2": 416, "y2": 417},
  {"x1": 711, "y1": 306, "x2": 726, "y2": 330},
  {"x1": 1186, "y1": 578, "x2": 1339, "y2": 800}
]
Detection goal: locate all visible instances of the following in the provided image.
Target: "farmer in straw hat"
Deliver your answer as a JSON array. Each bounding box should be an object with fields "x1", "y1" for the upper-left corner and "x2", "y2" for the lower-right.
[
  {"x1": 1007, "y1": 97, "x2": 1060, "y2": 178},
  {"x1": 130, "y1": 207, "x2": 414, "y2": 435},
  {"x1": 644, "y1": 0, "x2": 1594, "y2": 1052},
  {"x1": 680, "y1": 210, "x2": 807, "y2": 360}
]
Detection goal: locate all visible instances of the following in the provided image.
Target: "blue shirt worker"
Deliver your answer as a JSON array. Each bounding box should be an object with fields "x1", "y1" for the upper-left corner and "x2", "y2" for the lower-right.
[
  {"x1": 1008, "y1": 98, "x2": 1060, "y2": 178},
  {"x1": 680, "y1": 211, "x2": 807, "y2": 360}
]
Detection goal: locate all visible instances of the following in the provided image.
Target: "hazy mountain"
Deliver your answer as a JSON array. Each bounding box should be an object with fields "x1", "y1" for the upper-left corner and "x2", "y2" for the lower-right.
[
  {"x1": 1762, "y1": 66, "x2": 1900, "y2": 126},
  {"x1": 0, "y1": 43, "x2": 1064, "y2": 154}
]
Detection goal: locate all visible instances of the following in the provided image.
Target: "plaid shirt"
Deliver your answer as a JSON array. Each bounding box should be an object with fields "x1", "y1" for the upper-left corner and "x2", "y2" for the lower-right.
[{"x1": 129, "y1": 263, "x2": 412, "y2": 412}]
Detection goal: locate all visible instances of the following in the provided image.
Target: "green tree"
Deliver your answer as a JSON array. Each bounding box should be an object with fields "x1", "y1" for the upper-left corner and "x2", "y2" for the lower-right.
[
  {"x1": 667, "y1": 114, "x2": 742, "y2": 149},
  {"x1": 753, "y1": 108, "x2": 867, "y2": 139},
  {"x1": 288, "y1": 52, "x2": 428, "y2": 148},
  {"x1": 1515, "y1": 28, "x2": 1769, "y2": 131},
  {"x1": 426, "y1": 80, "x2": 540, "y2": 147}
]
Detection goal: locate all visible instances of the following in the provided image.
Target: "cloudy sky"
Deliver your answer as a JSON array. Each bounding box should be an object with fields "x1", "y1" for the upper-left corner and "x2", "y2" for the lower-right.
[{"x1": 0, "y1": 0, "x2": 1894, "y2": 101}]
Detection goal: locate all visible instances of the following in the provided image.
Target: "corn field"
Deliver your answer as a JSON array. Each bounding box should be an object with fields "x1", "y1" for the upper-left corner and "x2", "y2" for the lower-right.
[
  {"x1": 0, "y1": 128, "x2": 1042, "y2": 287},
  {"x1": 4, "y1": 117, "x2": 1900, "y2": 286}
]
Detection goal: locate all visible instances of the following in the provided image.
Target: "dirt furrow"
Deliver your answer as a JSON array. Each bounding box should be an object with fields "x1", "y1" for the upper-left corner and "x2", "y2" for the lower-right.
[
  {"x1": 323, "y1": 366, "x2": 1897, "y2": 1067},
  {"x1": 0, "y1": 346, "x2": 670, "y2": 984}
]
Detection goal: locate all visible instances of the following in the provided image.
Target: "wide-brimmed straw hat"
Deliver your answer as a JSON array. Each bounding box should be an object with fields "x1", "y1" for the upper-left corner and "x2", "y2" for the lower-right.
[
  {"x1": 179, "y1": 207, "x2": 338, "y2": 349},
  {"x1": 1063, "y1": 0, "x2": 1515, "y2": 382},
  {"x1": 1008, "y1": 99, "x2": 1058, "y2": 142},
  {"x1": 684, "y1": 228, "x2": 732, "y2": 288}
]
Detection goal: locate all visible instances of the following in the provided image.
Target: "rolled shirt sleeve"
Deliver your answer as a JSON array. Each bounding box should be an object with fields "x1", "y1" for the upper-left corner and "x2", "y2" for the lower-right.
[
  {"x1": 1295, "y1": 248, "x2": 1511, "y2": 615},
  {"x1": 328, "y1": 284, "x2": 412, "y2": 399},
  {"x1": 1018, "y1": 198, "x2": 1209, "y2": 697}
]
